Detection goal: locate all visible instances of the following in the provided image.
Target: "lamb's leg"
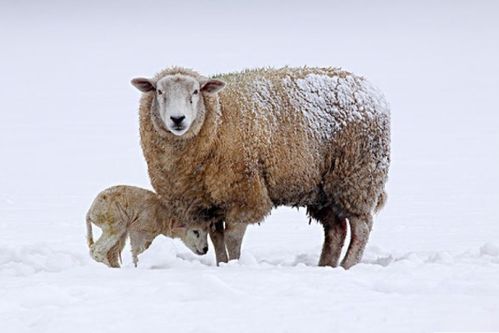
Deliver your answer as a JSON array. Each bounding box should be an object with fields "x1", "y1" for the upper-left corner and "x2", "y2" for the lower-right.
[
  {"x1": 106, "y1": 232, "x2": 127, "y2": 268},
  {"x1": 90, "y1": 229, "x2": 125, "y2": 267},
  {"x1": 130, "y1": 232, "x2": 156, "y2": 267},
  {"x1": 209, "y1": 220, "x2": 228, "y2": 265},
  {"x1": 341, "y1": 214, "x2": 372, "y2": 269},
  {"x1": 224, "y1": 222, "x2": 247, "y2": 260},
  {"x1": 318, "y1": 210, "x2": 348, "y2": 267}
]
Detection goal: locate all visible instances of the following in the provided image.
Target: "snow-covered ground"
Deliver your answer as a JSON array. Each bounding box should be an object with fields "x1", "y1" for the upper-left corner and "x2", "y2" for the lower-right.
[{"x1": 1, "y1": 1, "x2": 498, "y2": 332}]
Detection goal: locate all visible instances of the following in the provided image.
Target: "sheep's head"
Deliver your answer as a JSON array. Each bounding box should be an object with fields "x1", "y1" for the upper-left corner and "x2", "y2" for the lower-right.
[{"x1": 132, "y1": 75, "x2": 225, "y2": 138}]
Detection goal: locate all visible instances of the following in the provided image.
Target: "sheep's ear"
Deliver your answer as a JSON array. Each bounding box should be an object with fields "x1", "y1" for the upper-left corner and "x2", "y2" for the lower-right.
[
  {"x1": 131, "y1": 77, "x2": 156, "y2": 92},
  {"x1": 201, "y1": 79, "x2": 225, "y2": 94}
]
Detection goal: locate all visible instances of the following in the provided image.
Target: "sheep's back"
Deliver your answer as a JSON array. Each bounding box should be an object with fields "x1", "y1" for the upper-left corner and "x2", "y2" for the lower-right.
[{"x1": 213, "y1": 67, "x2": 390, "y2": 206}]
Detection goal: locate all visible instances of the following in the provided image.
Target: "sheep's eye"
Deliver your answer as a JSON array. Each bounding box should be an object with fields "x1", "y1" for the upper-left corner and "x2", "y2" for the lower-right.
[
  {"x1": 193, "y1": 89, "x2": 198, "y2": 95},
  {"x1": 193, "y1": 230, "x2": 200, "y2": 237},
  {"x1": 157, "y1": 90, "x2": 163, "y2": 95}
]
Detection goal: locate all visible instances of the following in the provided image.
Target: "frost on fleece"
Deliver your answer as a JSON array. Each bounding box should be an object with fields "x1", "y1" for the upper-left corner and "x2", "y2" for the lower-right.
[
  {"x1": 212, "y1": 66, "x2": 391, "y2": 214},
  {"x1": 218, "y1": 67, "x2": 391, "y2": 176},
  {"x1": 253, "y1": 71, "x2": 389, "y2": 140}
]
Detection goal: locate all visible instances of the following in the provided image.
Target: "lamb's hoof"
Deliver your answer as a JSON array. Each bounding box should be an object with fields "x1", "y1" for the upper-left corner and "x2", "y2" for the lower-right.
[{"x1": 90, "y1": 248, "x2": 112, "y2": 267}]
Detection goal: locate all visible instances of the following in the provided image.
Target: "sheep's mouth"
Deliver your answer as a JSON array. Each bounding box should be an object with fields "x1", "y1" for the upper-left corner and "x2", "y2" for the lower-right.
[
  {"x1": 195, "y1": 250, "x2": 204, "y2": 255},
  {"x1": 169, "y1": 126, "x2": 188, "y2": 135}
]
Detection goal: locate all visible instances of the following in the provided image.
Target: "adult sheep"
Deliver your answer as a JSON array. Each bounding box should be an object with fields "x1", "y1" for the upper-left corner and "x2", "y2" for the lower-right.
[{"x1": 131, "y1": 67, "x2": 390, "y2": 269}]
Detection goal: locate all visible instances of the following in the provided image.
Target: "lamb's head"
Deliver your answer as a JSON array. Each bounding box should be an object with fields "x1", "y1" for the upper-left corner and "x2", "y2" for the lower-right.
[
  {"x1": 171, "y1": 222, "x2": 209, "y2": 255},
  {"x1": 132, "y1": 74, "x2": 225, "y2": 138}
]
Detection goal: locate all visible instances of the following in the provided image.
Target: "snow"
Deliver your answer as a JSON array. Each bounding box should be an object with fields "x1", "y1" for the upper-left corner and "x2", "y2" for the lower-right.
[
  {"x1": 251, "y1": 78, "x2": 275, "y2": 110},
  {"x1": 1, "y1": 1, "x2": 498, "y2": 332},
  {"x1": 285, "y1": 74, "x2": 341, "y2": 138},
  {"x1": 284, "y1": 72, "x2": 389, "y2": 139}
]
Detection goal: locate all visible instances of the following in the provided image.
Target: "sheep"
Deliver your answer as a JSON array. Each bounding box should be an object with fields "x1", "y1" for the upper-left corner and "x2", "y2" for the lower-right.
[
  {"x1": 131, "y1": 66, "x2": 390, "y2": 269},
  {"x1": 86, "y1": 185, "x2": 209, "y2": 267}
]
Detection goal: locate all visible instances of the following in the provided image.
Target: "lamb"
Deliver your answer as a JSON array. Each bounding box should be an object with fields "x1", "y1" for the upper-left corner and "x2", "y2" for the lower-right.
[
  {"x1": 86, "y1": 185, "x2": 209, "y2": 267},
  {"x1": 131, "y1": 66, "x2": 390, "y2": 269}
]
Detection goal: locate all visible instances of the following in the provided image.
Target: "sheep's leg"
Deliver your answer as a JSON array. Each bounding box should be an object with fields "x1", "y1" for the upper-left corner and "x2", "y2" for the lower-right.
[
  {"x1": 224, "y1": 222, "x2": 247, "y2": 260},
  {"x1": 341, "y1": 214, "x2": 372, "y2": 269},
  {"x1": 318, "y1": 211, "x2": 347, "y2": 267},
  {"x1": 209, "y1": 220, "x2": 228, "y2": 265}
]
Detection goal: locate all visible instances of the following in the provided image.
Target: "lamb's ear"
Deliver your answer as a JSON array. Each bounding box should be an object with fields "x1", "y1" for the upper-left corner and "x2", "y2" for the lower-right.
[
  {"x1": 171, "y1": 222, "x2": 187, "y2": 233},
  {"x1": 201, "y1": 79, "x2": 225, "y2": 94},
  {"x1": 131, "y1": 77, "x2": 156, "y2": 92}
]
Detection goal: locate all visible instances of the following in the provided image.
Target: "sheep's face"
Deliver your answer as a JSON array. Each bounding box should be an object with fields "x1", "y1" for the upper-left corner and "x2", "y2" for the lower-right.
[
  {"x1": 178, "y1": 226, "x2": 209, "y2": 255},
  {"x1": 132, "y1": 75, "x2": 225, "y2": 138}
]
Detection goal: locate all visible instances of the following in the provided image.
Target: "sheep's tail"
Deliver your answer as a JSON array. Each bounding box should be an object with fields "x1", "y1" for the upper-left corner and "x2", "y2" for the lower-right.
[
  {"x1": 375, "y1": 190, "x2": 387, "y2": 214},
  {"x1": 86, "y1": 213, "x2": 94, "y2": 248}
]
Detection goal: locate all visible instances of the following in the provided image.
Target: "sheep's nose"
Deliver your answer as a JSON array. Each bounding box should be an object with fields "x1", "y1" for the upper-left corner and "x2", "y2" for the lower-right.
[
  {"x1": 170, "y1": 116, "x2": 185, "y2": 126},
  {"x1": 202, "y1": 246, "x2": 208, "y2": 254}
]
